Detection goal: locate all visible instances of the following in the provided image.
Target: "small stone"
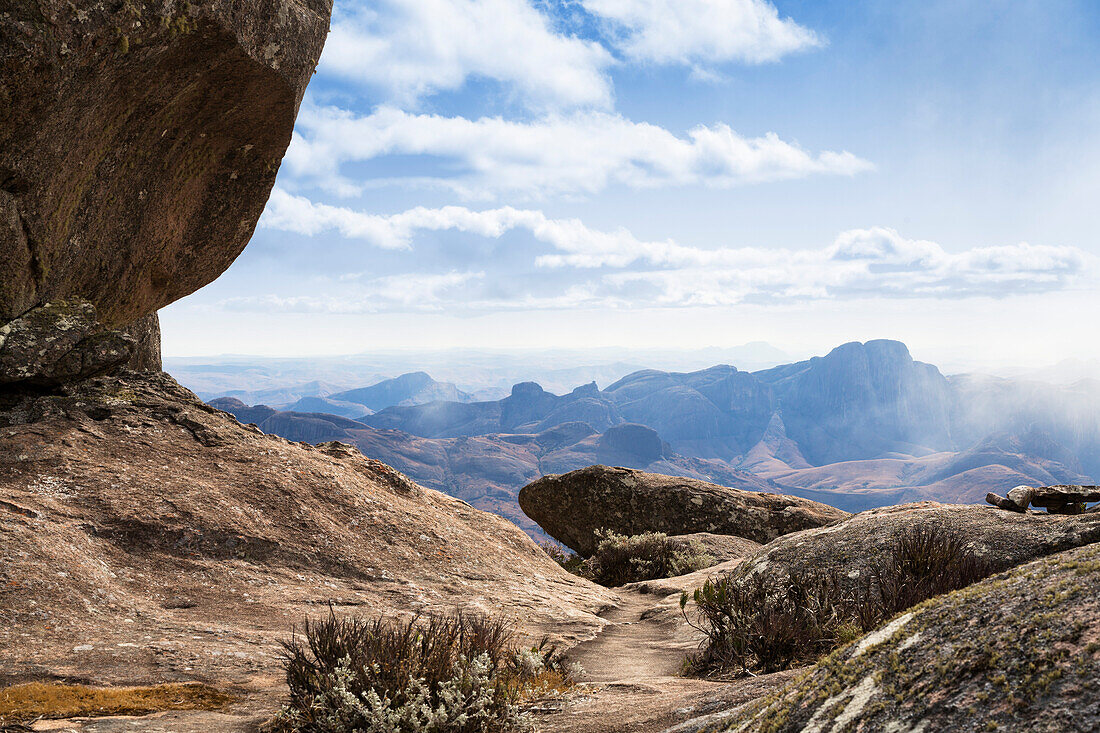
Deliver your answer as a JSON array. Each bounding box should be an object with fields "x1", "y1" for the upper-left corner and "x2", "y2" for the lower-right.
[{"x1": 1007, "y1": 485, "x2": 1036, "y2": 511}]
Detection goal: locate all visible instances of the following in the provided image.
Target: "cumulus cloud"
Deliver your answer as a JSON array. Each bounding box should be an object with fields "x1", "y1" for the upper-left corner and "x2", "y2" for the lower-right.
[
  {"x1": 284, "y1": 106, "x2": 873, "y2": 197},
  {"x1": 259, "y1": 193, "x2": 1090, "y2": 309},
  {"x1": 318, "y1": 0, "x2": 614, "y2": 110},
  {"x1": 583, "y1": 0, "x2": 822, "y2": 66}
]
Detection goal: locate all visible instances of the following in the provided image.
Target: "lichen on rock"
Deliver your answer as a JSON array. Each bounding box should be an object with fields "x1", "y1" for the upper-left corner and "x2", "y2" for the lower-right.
[
  {"x1": 0, "y1": 300, "x2": 135, "y2": 386},
  {"x1": 723, "y1": 542, "x2": 1100, "y2": 732}
]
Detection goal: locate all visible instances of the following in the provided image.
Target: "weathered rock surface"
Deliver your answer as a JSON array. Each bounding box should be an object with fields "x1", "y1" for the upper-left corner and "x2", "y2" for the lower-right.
[
  {"x1": 739, "y1": 501, "x2": 1100, "y2": 587},
  {"x1": 519, "y1": 465, "x2": 849, "y2": 555},
  {"x1": 0, "y1": 373, "x2": 613, "y2": 696},
  {"x1": 670, "y1": 532, "x2": 762, "y2": 564},
  {"x1": 0, "y1": 301, "x2": 136, "y2": 385},
  {"x1": 120, "y1": 312, "x2": 163, "y2": 372},
  {"x1": 724, "y1": 541, "x2": 1100, "y2": 732},
  {"x1": 0, "y1": 0, "x2": 330, "y2": 369}
]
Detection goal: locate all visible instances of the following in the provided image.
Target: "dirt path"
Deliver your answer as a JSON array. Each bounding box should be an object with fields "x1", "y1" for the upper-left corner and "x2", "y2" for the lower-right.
[
  {"x1": 566, "y1": 590, "x2": 700, "y2": 682},
  {"x1": 530, "y1": 570, "x2": 798, "y2": 733}
]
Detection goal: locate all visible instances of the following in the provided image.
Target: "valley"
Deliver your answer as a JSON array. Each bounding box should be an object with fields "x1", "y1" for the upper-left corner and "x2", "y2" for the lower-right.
[{"x1": 202, "y1": 339, "x2": 1099, "y2": 538}]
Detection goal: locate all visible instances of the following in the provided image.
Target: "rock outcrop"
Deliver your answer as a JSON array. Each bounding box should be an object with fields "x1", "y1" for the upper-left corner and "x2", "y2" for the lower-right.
[
  {"x1": 0, "y1": 372, "x2": 613, "y2": 690},
  {"x1": 738, "y1": 501, "x2": 1100, "y2": 588},
  {"x1": 724, "y1": 541, "x2": 1100, "y2": 732},
  {"x1": 0, "y1": 0, "x2": 331, "y2": 381},
  {"x1": 986, "y1": 483, "x2": 1100, "y2": 513},
  {"x1": 519, "y1": 465, "x2": 849, "y2": 555}
]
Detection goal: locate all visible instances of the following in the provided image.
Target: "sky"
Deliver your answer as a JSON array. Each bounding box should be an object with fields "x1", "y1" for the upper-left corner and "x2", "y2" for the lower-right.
[{"x1": 162, "y1": 0, "x2": 1100, "y2": 368}]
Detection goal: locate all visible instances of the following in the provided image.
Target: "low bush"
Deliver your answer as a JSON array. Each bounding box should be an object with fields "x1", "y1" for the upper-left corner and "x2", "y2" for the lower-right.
[
  {"x1": 271, "y1": 609, "x2": 580, "y2": 733},
  {"x1": 682, "y1": 525, "x2": 995, "y2": 678},
  {"x1": 580, "y1": 530, "x2": 714, "y2": 587},
  {"x1": 538, "y1": 541, "x2": 584, "y2": 574}
]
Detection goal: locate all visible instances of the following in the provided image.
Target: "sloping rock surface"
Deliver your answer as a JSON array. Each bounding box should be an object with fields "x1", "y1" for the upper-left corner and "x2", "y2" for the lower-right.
[
  {"x1": 0, "y1": 373, "x2": 613, "y2": 690},
  {"x1": 670, "y1": 533, "x2": 762, "y2": 564},
  {"x1": 739, "y1": 501, "x2": 1100, "y2": 587},
  {"x1": 0, "y1": 0, "x2": 330, "y2": 374},
  {"x1": 519, "y1": 465, "x2": 849, "y2": 555},
  {"x1": 724, "y1": 541, "x2": 1100, "y2": 732}
]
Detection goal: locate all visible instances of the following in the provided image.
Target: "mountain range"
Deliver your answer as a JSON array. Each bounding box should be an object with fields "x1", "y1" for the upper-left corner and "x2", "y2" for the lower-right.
[{"x1": 205, "y1": 339, "x2": 1100, "y2": 538}]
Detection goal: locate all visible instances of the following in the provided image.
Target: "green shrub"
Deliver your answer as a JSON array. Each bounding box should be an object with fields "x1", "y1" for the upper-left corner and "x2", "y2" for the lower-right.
[
  {"x1": 271, "y1": 609, "x2": 580, "y2": 733},
  {"x1": 682, "y1": 525, "x2": 995, "y2": 678},
  {"x1": 582, "y1": 529, "x2": 714, "y2": 587}
]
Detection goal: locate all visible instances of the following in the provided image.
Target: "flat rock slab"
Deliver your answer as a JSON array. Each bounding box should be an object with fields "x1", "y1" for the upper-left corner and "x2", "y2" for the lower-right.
[{"x1": 1030, "y1": 484, "x2": 1100, "y2": 507}]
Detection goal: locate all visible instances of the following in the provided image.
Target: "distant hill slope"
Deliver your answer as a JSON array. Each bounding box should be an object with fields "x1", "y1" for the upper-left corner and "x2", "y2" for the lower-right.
[{"x1": 330, "y1": 371, "x2": 473, "y2": 410}]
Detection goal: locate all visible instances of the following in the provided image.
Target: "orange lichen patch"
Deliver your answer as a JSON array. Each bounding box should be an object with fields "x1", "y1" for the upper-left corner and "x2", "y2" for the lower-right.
[{"x1": 0, "y1": 681, "x2": 234, "y2": 724}]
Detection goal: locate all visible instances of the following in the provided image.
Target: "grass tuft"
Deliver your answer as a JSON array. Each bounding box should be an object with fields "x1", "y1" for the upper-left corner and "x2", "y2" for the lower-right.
[
  {"x1": 0, "y1": 681, "x2": 233, "y2": 725},
  {"x1": 541, "y1": 530, "x2": 714, "y2": 587}
]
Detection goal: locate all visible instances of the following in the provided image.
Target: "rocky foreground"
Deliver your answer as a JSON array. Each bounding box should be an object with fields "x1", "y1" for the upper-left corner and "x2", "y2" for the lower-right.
[{"x1": 0, "y1": 373, "x2": 613, "y2": 723}]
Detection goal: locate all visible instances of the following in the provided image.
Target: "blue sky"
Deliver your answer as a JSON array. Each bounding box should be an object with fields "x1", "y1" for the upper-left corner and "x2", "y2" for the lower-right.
[{"x1": 163, "y1": 0, "x2": 1100, "y2": 367}]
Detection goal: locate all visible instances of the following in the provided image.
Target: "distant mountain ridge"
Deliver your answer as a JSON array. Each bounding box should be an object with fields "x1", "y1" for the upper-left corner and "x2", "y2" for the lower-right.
[
  {"x1": 330, "y1": 371, "x2": 473, "y2": 410},
  {"x1": 206, "y1": 340, "x2": 1100, "y2": 539},
  {"x1": 358, "y1": 340, "x2": 958, "y2": 466}
]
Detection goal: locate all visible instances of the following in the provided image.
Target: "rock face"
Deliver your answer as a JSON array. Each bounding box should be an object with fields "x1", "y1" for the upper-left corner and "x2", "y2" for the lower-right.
[
  {"x1": 519, "y1": 466, "x2": 849, "y2": 555},
  {"x1": 669, "y1": 532, "x2": 762, "y2": 564},
  {"x1": 0, "y1": 372, "x2": 613, "y2": 689},
  {"x1": 754, "y1": 339, "x2": 955, "y2": 465},
  {"x1": 725, "y1": 541, "x2": 1100, "y2": 732},
  {"x1": 0, "y1": 0, "x2": 331, "y2": 376},
  {"x1": 0, "y1": 301, "x2": 136, "y2": 384},
  {"x1": 738, "y1": 501, "x2": 1100, "y2": 588}
]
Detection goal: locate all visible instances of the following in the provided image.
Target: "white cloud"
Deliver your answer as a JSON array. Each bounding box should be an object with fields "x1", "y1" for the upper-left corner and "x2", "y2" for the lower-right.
[
  {"x1": 583, "y1": 0, "x2": 822, "y2": 65},
  {"x1": 219, "y1": 272, "x2": 486, "y2": 314},
  {"x1": 284, "y1": 106, "x2": 873, "y2": 197},
  {"x1": 318, "y1": 0, "x2": 614, "y2": 111},
  {"x1": 260, "y1": 194, "x2": 1091, "y2": 308}
]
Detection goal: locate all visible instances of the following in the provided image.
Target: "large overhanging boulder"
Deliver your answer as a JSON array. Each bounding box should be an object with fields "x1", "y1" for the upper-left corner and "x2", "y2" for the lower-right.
[
  {"x1": 0, "y1": 0, "x2": 331, "y2": 383},
  {"x1": 518, "y1": 465, "x2": 850, "y2": 555}
]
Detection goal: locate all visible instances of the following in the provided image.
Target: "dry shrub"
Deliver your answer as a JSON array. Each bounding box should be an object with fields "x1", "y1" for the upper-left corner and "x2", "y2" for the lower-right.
[
  {"x1": 0, "y1": 681, "x2": 233, "y2": 725},
  {"x1": 271, "y1": 608, "x2": 580, "y2": 733},
  {"x1": 581, "y1": 530, "x2": 714, "y2": 587},
  {"x1": 683, "y1": 525, "x2": 995, "y2": 678},
  {"x1": 538, "y1": 541, "x2": 584, "y2": 574}
]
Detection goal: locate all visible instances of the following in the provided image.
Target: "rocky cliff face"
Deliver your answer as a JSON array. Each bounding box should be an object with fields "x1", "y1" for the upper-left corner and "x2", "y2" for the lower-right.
[
  {"x1": 756, "y1": 339, "x2": 955, "y2": 465},
  {"x1": 0, "y1": 0, "x2": 331, "y2": 384}
]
